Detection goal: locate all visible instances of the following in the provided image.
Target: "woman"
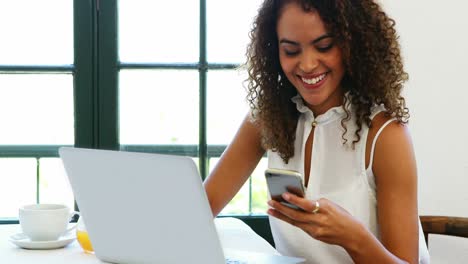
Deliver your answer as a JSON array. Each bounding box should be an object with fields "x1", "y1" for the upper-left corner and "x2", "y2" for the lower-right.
[{"x1": 204, "y1": 0, "x2": 430, "y2": 263}]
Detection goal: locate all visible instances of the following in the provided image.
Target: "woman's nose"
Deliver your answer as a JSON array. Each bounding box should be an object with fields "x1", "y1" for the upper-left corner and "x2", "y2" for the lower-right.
[{"x1": 299, "y1": 52, "x2": 319, "y2": 73}]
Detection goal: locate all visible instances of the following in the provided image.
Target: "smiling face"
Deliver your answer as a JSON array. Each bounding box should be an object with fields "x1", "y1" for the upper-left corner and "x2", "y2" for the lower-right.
[{"x1": 277, "y1": 2, "x2": 345, "y2": 116}]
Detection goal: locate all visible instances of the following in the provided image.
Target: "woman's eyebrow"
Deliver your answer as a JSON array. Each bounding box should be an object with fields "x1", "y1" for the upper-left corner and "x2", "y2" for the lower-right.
[
  {"x1": 279, "y1": 39, "x2": 299, "y2": 46},
  {"x1": 279, "y1": 34, "x2": 333, "y2": 46},
  {"x1": 311, "y1": 34, "x2": 333, "y2": 44}
]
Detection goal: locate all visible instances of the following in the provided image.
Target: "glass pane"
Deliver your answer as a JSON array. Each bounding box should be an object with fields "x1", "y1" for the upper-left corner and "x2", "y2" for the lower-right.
[
  {"x1": 250, "y1": 158, "x2": 268, "y2": 214},
  {"x1": 0, "y1": 74, "x2": 74, "y2": 145},
  {"x1": 119, "y1": 0, "x2": 199, "y2": 63},
  {"x1": 209, "y1": 157, "x2": 249, "y2": 215},
  {"x1": 119, "y1": 70, "x2": 199, "y2": 145},
  {"x1": 0, "y1": 0, "x2": 73, "y2": 65},
  {"x1": 211, "y1": 157, "x2": 268, "y2": 215},
  {"x1": 0, "y1": 158, "x2": 36, "y2": 218},
  {"x1": 39, "y1": 158, "x2": 74, "y2": 209},
  {"x1": 207, "y1": 0, "x2": 264, "y2": 63},
  {"x1": 207, "y1": 70, "x2": 249, "y2": 145}
]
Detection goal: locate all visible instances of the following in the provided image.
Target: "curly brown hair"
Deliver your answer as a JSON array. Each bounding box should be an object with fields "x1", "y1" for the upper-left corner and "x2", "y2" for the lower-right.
[{"x1": 245, "y1": 0, "x2": 409, "y2": 163}]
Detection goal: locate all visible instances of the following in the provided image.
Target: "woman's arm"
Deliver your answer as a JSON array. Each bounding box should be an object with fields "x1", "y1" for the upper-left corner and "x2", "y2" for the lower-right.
[
  {"x1": 203, "y1": 115, "x2": 265, "y2": 217},
  {"x1": 349, "y1": 116, "x2": 419, "y2": 263}
]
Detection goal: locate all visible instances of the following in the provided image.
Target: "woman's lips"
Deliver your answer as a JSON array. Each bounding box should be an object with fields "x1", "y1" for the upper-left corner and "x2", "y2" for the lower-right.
[{"x1": 300, "y1": 72, "x2": 327, "y2": 90}]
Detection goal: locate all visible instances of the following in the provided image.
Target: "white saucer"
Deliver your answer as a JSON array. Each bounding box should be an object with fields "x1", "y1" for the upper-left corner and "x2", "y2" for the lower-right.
[{"x1": 9, "y1": 232, "x2": 76, "y2": 250}]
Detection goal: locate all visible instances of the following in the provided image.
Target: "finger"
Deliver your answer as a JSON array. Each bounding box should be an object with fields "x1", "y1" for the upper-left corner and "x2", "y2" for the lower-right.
[
  {"x1": 267, "y1": 208, "x2": 315, "y2": 234},
  {"x1": 282, "y1": 193, "x2": 322, "y2": 214},
  {"x1": 267, "y1": 208, "x2": 302, "y2": 227},
  {"x1": 268, "y1": 199, "x2": 309, "y2": 223}
]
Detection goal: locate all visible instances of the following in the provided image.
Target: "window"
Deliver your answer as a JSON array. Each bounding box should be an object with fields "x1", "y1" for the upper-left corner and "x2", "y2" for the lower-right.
[
  {"x1": 117, "y1": 0, "x2": 267, "y2": 215},
  {"x1": 0, "y1": 0, "x2": 75, "y2": 220},
  {"x1": 0, "y1": 0, "x2": 268, "y2": 222}
]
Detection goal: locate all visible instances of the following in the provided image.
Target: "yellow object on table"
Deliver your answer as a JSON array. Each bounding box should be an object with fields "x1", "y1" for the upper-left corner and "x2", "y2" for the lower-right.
[{"x1": 76, "y1": 217, "x2": 94, "y2": 253}]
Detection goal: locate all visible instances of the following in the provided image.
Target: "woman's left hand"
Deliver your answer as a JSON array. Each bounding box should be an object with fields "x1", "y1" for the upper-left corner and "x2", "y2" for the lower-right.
[{"x1": 267, "y1": 192, "x2": 366, "y2": 248}]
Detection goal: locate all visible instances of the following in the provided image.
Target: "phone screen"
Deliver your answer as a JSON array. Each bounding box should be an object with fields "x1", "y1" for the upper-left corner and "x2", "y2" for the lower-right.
[{"x1": 265, "y1": 169, "x2": 305, "y2": 210}]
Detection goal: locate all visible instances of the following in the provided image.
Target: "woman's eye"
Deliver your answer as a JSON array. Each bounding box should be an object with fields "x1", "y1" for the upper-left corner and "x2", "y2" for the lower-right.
[
  {"x1": 284, "y1": 50, "x2": 299, "y2": 56},
  {"x1": 316, "y1": 43, "x2": 334, "y2": 52}
]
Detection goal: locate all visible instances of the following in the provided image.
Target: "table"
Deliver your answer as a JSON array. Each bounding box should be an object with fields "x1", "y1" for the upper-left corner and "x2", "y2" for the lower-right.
[{"x1": 0, "y1": 217, "x2": 279, "y2": 263}]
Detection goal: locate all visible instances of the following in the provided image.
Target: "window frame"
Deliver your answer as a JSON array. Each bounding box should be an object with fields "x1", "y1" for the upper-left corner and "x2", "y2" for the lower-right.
[{"x1": 0, "y1": 0, "x2": 265, "y2": 225}]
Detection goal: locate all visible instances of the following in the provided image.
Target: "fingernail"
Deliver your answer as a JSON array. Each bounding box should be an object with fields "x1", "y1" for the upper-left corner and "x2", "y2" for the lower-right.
[
  {"x1": 267, "y1": 200, "x2": 273, "y2": 206},
  {"x1": 282, "y1": 193, "x2": 290, "y2": 200}
]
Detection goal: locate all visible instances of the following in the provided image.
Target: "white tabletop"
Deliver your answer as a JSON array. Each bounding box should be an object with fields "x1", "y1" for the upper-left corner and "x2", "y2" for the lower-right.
[{"x1": 0, "y1": 217, "x2": 278, "y2": 263}]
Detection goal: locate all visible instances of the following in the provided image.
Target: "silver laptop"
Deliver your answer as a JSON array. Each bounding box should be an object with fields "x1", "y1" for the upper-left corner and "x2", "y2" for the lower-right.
[{"x1": 59, "y1": 147, "x2": 305, "y2": 264}]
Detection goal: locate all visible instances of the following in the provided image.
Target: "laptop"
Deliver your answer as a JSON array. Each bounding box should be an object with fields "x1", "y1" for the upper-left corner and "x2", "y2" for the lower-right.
[{"x1": 59, "y1": 147, "x2": 305, "y2": 264}]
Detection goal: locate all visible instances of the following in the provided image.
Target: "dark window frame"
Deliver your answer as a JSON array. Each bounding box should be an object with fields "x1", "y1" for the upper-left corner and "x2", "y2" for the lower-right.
[{"x1": 0, "y1": 1, "x2": 270, "y2": 235}]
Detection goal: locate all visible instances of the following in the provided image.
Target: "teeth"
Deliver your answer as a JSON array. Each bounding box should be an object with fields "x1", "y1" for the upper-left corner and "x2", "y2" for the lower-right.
[{"x1": 302, "y1": 73, "x2": 326, "y2": 85}]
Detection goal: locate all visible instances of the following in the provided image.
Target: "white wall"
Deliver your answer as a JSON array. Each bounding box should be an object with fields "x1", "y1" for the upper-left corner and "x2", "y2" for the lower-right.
[{"x1": 381, "y1": 1, "x2": 468, "y2": 262}]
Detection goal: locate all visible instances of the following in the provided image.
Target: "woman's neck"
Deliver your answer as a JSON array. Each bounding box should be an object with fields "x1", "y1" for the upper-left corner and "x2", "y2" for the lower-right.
[{"x1": 306, "y1": 89, "x2": 344, "y2": 116}]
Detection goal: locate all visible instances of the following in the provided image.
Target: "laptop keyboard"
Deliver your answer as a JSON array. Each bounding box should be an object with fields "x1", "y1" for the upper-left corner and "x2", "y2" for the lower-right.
[{"x1": 225, "y1": 258, "x2": 248, "y2": 264}]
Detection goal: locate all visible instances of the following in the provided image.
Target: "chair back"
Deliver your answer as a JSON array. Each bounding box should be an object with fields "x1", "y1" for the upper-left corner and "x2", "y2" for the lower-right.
[{"x1": 420, "y1": 215, "x2": 468, "y2": 246}]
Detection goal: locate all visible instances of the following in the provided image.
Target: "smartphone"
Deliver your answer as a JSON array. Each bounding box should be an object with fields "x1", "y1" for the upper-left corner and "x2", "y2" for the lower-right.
[{"x1": 265, "y1": 168, "x2": 305, "y2": 210}]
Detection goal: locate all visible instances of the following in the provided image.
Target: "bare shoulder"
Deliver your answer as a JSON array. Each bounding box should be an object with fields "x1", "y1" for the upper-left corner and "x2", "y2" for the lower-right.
[
  {"x1": 365, "y1": 112, "x2": 413, "y2": 169},
  {"x1": 371, "y1": 111, "x2": 416, "y2": 189},
  {"x1": 371, "y1": 112, "x2": 413, "y2": 157}
]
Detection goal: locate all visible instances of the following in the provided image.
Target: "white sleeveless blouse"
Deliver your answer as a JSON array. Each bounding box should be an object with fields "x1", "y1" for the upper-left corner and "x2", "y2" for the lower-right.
[{"x1": 267, "y1": 95, "x2": 430, "y2": 264}]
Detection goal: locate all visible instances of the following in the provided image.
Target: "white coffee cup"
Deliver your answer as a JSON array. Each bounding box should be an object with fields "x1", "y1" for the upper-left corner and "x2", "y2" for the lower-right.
[{"x1": 19, "y1": 204, "x2": 80, "y2": 241}]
